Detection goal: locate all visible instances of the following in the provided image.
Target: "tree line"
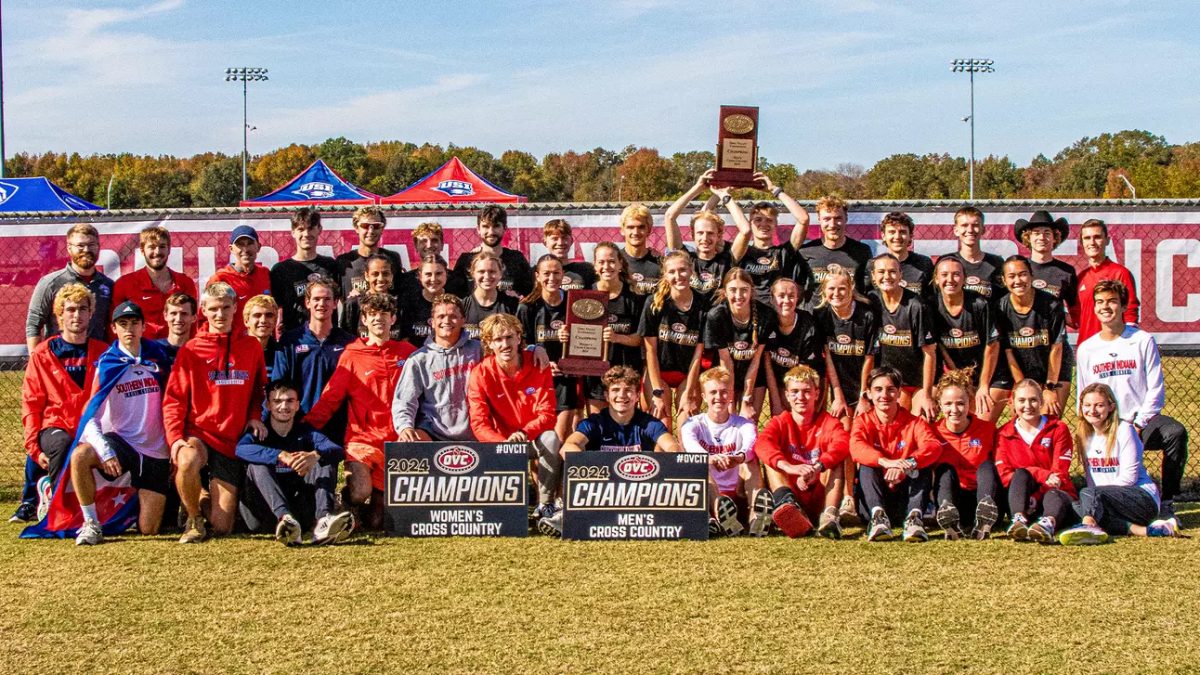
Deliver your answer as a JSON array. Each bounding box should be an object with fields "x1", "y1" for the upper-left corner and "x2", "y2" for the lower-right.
[{"x1": 5, "y1": 129, "x2": 1198, "y2": 209}]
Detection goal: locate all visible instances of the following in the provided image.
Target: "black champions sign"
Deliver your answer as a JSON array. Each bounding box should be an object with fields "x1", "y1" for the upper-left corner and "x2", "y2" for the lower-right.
[
  {"x1": 385, "y1": 441, "x2": 530, "y2": 537},
  {"x1": 562, "y1": 452, "x2": 709, "y2": 541}
]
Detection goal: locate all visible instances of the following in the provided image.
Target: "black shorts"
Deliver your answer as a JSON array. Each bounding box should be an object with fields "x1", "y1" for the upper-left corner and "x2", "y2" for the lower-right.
[
  {"x1": 554, "y1": 375, "x2": 581, "y2": 412},
  {"x1": 103, "y1": 433, "x2": 171, "y2": 495},
  {"x1": 206, "y1": 448, "x2": 246, "y2": 489}
]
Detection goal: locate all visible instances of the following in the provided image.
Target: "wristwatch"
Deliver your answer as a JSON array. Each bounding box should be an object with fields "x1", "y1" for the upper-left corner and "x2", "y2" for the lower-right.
[
  {"x1": 813, "y1": 460, "x2": 826, "y2": 473},
  {"x1": 1045, "y1": 382, "x2": 1060, "y2": 391},
  {"x1": 719, "y1": 195, "x2": 732, "y2": 206},
  {"x1": 652, "y1": 388, "x2": 665, "y2": 398}
]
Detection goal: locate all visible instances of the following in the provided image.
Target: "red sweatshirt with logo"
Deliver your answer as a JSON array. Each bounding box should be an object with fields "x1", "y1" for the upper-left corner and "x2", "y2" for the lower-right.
[
  {"x1": 1073, "y1": 259, "x2": 1139, "y2": 344},
  {"x1": 21, "y1": 338, "x2": 106, "y2": 462},
  {"x1": 466, "y1": 354, "x2": 556, "y2": 442},
  {"x1": 849, "y1": 407, "x2": 942, "y2": 468},
  {"x1": 995, "y1": 416, "x2": 1077, "y2": 499},
  {"x1": 934, "y1": 415, "x2": 997, "y2": 490},
  {"x1": 205, "y1": 264, "x2": 272, "y2": 330},
  {"x1": 162, "y1": 328, "x2": 267, "y2": 458},
  {"x1": 111, "y1": 267, "x2": 199, "y2": 340},
  {"x1": 755, "y1": 410, "x2": 850, "y2": 494},
  {"x1": 306, "y1": 338, "x2": 416, "y2": 448}
]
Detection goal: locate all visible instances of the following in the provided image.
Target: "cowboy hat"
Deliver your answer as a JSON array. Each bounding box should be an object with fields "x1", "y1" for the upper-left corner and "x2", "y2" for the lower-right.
[{"x1": 1014, "y1": 210, "x2": 1069, "y2": 246}]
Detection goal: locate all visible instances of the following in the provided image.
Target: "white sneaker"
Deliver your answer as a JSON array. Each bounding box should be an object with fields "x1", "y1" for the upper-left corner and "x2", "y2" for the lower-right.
[
  {"x1": 75, "y1": 519, "x2": 103, "y2": 546},
  {"x1": 313, "y1": 511, "x2": 354, "y2": 545},
  {"x1": 36, "y1": 476, "x2": 53, "y2": 521},
  {"x1": 274, "y1": 513, "x2": 302, "y2": 546},
  {"x1": 1147, "y1": 517, "x2": 1179, "y2": 538}
]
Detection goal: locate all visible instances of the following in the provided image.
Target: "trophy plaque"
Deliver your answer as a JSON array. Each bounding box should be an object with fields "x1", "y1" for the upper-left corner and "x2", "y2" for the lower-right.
[
  {"x1": 560, "y1": 290, "x2": 611, "y2": 377},
  {"x1": 711, "y1": 105, "x2": 761, "y2": 188}
]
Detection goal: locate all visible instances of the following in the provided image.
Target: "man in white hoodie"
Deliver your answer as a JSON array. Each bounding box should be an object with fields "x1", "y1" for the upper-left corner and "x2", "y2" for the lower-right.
[{"x1": 1076, "y1": 279, "x2": 1188, "y2": 520}]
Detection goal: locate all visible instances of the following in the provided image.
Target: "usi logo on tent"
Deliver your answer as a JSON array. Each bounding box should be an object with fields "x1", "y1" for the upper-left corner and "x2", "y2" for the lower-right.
[
  {"x1": 293, "y1": 182, "x2": 335, "y2": 199},
  {"x1": 434, "y1": 180, "x2": 474, "y2": 197},
  {"x1": 0, "y1": 181, "x2": 19, "y2": 206}
]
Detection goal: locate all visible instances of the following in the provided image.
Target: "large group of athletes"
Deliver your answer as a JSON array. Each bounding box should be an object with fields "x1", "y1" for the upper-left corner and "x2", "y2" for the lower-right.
[{"x1": 14, "y1": 169, "x2": 1190, "y2": 546}]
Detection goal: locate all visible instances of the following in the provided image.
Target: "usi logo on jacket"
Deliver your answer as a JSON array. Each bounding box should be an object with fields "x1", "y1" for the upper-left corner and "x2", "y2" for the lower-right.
[{"x1": 209, "y1": 368, "x2": 250, "y2": 386}]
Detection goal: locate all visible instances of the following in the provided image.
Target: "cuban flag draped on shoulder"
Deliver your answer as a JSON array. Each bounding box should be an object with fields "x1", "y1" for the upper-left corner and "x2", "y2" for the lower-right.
[{"x1": 21, "y1": 340, "x2": 171, "y2": 539}]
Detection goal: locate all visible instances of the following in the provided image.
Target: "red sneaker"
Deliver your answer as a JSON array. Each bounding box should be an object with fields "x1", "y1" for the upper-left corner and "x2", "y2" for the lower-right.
[{"x1": 772, "y1": 501, "x2": 813, "y2": 538}]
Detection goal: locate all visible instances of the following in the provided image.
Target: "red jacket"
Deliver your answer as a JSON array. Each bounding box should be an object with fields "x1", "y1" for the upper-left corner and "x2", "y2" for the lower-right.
[
  {"x1": 995, "y1": 416, "x2": 1077, "y2": 498},
  {"x1": 21, "y1": 338, "x2": 106, "y2": 462},
  {"x1": 205, "y1": 264, "x2": 271, "y2": 330},
  {"x1": 111, "y1": 267, "x2": 198, "y2": 340},
  {"x1": 1074, "y1": 259, "x2": 1139, "y2": 344},
  {"x1": 755, "y1": 410, "x2": 850, "y2": 493},
  {"x1": 306, "y1": 338, "x2": 416, "y2": 448},
  {"x1": 934, "y1": 415, "x2": 996, "y2": 490},
  {"x1": 467, "y1": 355, "x2": 556, "y2": 442},
  {"x1": 162, "y1": 328, "x2": 267, "y2": 458},
  {"x1": 850, "y1": 407, "x2": 942, "y2": 468}
]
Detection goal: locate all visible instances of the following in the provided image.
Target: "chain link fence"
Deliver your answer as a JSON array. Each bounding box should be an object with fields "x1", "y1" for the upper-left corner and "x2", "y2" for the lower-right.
[{"x1": 2, "y1": 201, "x2": 1198, "y2": 501}]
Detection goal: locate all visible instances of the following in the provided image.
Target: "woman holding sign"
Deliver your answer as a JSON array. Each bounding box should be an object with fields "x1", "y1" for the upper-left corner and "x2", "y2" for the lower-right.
[{"x1": 585, "y1": 242, "x2": 644, "y2": 411}]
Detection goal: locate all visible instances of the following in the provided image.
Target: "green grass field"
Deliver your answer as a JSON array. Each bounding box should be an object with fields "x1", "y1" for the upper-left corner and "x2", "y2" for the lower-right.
[{"x1": 2, "y1": 500, "x2": 1198, "y2": 673}]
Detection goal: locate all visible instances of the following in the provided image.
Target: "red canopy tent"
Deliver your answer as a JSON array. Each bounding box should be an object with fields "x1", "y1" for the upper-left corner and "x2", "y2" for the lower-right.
[{"x1": 382, "y1": 157, "x2": 526, "y2": 204}]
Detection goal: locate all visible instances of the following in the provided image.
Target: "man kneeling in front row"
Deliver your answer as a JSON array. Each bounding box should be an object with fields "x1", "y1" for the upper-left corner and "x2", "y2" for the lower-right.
[
  {"x1": 71, "y1": 301, "x2": 172, "y2": 545},
  {"x1": 237, "y1": 380, "x2": 353, "y2": 546}
]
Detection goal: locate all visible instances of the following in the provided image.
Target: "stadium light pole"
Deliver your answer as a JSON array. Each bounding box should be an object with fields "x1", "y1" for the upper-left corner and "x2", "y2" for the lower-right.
[
  {"x1": 0, "y1": 1, "x2": 7, "y2": 179},
  {"x1": 225, "y1": 67, "x2": 268, "y2": 200},
  {"x1": 951, "y1": 58, "x2": 994, "y2": 201}
]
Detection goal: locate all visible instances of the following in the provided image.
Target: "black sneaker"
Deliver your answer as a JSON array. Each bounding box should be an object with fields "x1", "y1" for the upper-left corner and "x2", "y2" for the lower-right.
[
  {"x1": 936, "y1": 502, "x2": 963, "y2": 540},
  {"x1": 8, "y1": 502, "x2": 36, "y2": 523},
  {"x1": 716, "y1": 496, "x2": 744, "y2": 536}
]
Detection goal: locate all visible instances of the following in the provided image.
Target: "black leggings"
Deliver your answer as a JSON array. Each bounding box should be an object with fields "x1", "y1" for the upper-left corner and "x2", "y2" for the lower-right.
[
  {"x1": 933, "y1": 465, "x2": 979, "y2": 528},
  {"x1": 1007, "y1": 468, "x2": 1077, "y2": 526}
]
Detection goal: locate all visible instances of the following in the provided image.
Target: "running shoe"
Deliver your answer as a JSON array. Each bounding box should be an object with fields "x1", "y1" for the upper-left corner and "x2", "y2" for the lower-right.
[
  {"x1": 1058, "y1": 524, "x2": 1109, "y2": 546},
  {"x1": 178, "y1": 515, "x2": 207, "y2": 544},
  {"x1": 1147, "y1": 517, "x2": 1179, "y2": 538},
  {"x1": 1028, "y1": 516, "x2": 1056, "y2": 544},
  {"x1": 747, "y1": 491, "x2": 774, "y2": 537},
  {"x1": 75, "y1": 519, "x2": 104, "y2": 546},
  {"x1": 537, "y1": 509, "x2": 563, "y2": 537},
  {"x1": 839, "y1": 495, "x2": 860, "y2": 527},
  {"x1": 817, "y1": 506, "x2": 842, "y2": 540},
  {"x1": 9, "y1": 502, "x2": 36, "y2": 523},
  {"x1": 716, "y1": 495, "x2": 743, "y2": 536},
  {"x1": 866, "y1": 509, "x2": 893, "y2": 542},
  {"x1": 313, "y1": 511, "x2": 355, "y2": 545},
  {"x1": 1007, "y1": 513, "x2": 1029, "y2": 542},
  {"x1": 772, "y1": 501, "x2": 813, "y2": 538},
  {"x1": 972, "y1": 496, "x2": 999, "y2": 540},
  {"x1": 936, "y1": 501, "x2": 963, "y2": 540},
  {"x1": 275, "y1": 513, "x2": 302, "y2": 546},
  {"x1": 36, "y1": 476, "x2": 53, "y2": 521},
  {"x1": 902, "y1": 512, "x2": 928, "y2": 543}
]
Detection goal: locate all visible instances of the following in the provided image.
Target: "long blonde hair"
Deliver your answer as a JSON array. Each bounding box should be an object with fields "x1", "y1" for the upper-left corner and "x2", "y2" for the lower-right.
[
  {"x1": 1076, "y1": 382, "x2": 1121, "y2": 462},
  {"x1": 649, "y1": 250, "x2": 692, "y2": 313}
]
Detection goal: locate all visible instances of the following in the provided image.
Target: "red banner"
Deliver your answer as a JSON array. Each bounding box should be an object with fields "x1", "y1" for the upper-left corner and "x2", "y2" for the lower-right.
[{"x1": 3, "y1": 207, "x2": 1198, "y2": 353}]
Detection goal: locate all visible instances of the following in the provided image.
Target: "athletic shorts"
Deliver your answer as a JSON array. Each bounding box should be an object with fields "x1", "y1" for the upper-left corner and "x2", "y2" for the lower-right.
[
  {"x1": 346, "y1": 442, "x2": 385, "y2": 492},
  {"x1": 661, "y1": 370, "x2": 686, "y2": 388},
  {"x1": 206, "y1": 448, "x2": 246, "y2": 489},
  {"x1": 103, "y1": 432, "x2": 170, "y2": 495},
  {"x1": 554, "y1": 375, "x2": 581, "y2": 412},
  {"x1": 711, "y1": 464, "x2": 741, "y2": 494}
]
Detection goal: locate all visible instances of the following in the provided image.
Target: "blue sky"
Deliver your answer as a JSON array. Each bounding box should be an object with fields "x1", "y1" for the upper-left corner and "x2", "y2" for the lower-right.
[{"x1": 3, "y1": 0, "x2": 1199, "y2": 170}]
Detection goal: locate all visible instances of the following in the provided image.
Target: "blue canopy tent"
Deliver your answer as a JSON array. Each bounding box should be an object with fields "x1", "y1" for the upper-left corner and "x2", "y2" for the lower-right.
[
  {"x1": 0, "y1": 177, "x2": 101, "y2": 212},
  {"x1": 240, "y1": 159, "x2": 381, "y2": 207}
]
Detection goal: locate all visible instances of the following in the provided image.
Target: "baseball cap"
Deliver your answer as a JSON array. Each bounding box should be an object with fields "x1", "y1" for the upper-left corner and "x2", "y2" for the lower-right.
[
  {"x1": 111, "y1": 301, "x2": 145, "y2": 323},
  {"x1": 230, "y1": 225, "x2": 259, "y2": 244}
]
